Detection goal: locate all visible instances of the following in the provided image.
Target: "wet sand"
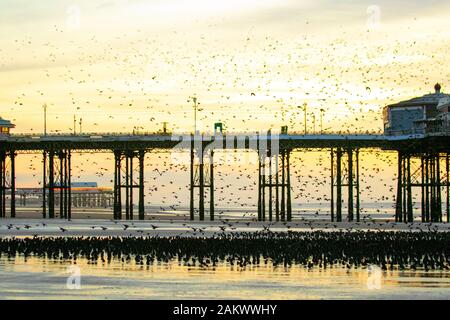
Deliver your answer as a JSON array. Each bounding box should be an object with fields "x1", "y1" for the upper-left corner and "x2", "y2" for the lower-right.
[{"x1": 0, "y1": 218, "x2": 449, "y2": 238}]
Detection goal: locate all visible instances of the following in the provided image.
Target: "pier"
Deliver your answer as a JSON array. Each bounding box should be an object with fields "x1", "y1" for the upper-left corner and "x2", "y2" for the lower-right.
[{"x1": 0, "y1": 132, "x2": 449, "y2": 222}]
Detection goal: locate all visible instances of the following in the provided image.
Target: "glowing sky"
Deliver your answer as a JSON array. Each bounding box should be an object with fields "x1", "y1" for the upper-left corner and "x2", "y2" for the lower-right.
[{"x1": 1, "y1": 0, "x2": 450, "y2": 134}]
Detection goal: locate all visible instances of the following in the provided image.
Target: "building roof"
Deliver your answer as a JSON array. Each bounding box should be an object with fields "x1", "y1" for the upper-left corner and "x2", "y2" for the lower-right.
[
  {"x1": 387, "y1": 83, "x2": 450, "y2": 108},
  {"x1": 437, "y1": 96, "x2": 450, "y2": 111},
  {"x1": 0, "y1": 117, "x2": 15, "y2": 128}
]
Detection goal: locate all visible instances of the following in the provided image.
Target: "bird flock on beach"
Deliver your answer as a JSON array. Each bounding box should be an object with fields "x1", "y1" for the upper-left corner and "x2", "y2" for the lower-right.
[{"x1": 0, "y1": 231, "x2": 449, "y2": 271}]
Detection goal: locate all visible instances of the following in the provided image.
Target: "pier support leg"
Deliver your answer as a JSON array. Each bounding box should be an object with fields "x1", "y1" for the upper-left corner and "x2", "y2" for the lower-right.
[
  {"x1": 280, "y1": 150, "x2": 286, "y2": 222},
  {"x1": 139, "y1": 151, "x2": 145, "y2": 220},
  {"x1": 42, "y1": 151, "x2": 47, "y2": 218},
  {"x1": 189, "y1": 136, "x2": 213, "y2": 221},
  {"x1": 268, "y1": 155, "x2": 273, "y2": 222},
  {"x1": 425, "y1": 155, "x2": 430, "y2": 222},
  {"x1": 395, "y1": 152, "x2": 403, "y2": 222},
  {"x1": 257, "y1": 149, "x2": 262, "y2": 221},
  {"x1": 406, "y1": 155, "x2": 413, "y2": 222},
  {"x1": 355, "y1": 150, "x2": 360, "y2": 222},
  {"x1": 286, "y1": 150, "x2": 292, "y2": 222},
  {"x1": 261, "y1": 153, "x2": 266, "y2": 222},
  {"x1": 0, "y1": 151, "x2": 4, "y2": 218},
  {"x1": 257, "y1": 132, "x2": 291, "y2": 222},
  {"x1": 336, "y1": 148, "x2": 342, "y2": 222},
  {"x1": 59, "y1": 151, "x2": 65, "y2": 219},
  {"x1": 275, "y1": 155, "x2": 279, "y2": 222},
  {"x1": 402, "y1": 155, "x2": 406, "y2": 222},
  {"x1": 129, "y1": 155, "x2": 134, "y2": 220},
  {"x1": 417, "y1": 153, "x2": 445, "y2": 223},
  {"x1": 68, "y1": 151, "x2": 71, "y2": 220},
  {"x1": 210, "y1": 150, "x2": 214, "y2": 221},
  {"x1": 119, "y1": 150, "x2": 144, "y2": 220},
  {"x1": 421, "y1": 157, "x2": 425, "y2": 222},
  {"x1": 0, "y1": 151, "x2": 17, "y2": 218},
  {"x1": 113, "y1": 150, "x2": 144, "y2": 220},
  {"x1": 113, "y1": 151, "x2": 122, "y2": 220},
  {"x1": 48, "y1": 150, "x2": 55, "y2": 219},
  {"x1": 330, "y1": 149, "x2": 334, "y2": 222},
  {"x1": 190, "y1": 136, "x2": 194, "y2": 221},
  {"x1": 331, "y1": 148, "x2": 359, "y2": 223},
  {"x1": 447, "y1": 153, "x2": 449, "y2": 223},
  {"x1": 199, "y1": 152, "x2": 205, "y2": 221},
  {"x1": 125, "y1": 154, "x2": 130, "y2": 220},
  {"x1": 348, "y1": 148, "x2": 354, "y2": 222},
  {"x1": 10, "y1": 151, "x2": 15, "y2": 218},
  {"x1": 430, "y1": 155, "x2": 436, "y2": 222},
  {"x1": 436, "y1": 154, "x2": 442, "y2": 222},
  {"x1": 42, "y1": 149, "x2": 71, "y2": 220}
]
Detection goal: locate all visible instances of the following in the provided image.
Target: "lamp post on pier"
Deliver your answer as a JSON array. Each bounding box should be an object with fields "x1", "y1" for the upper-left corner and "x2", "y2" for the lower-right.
[
  {"x1": 43, "y1": 104, "x2": 47, "y2": 136},
  {"x1": 298, "y1": 103, "x2": 307, "y2": 135},
  {"x1": 188, "y1": 95, "x2": 202, "y2": 134},
  {"x1": 320, "y1": 108, "x2": 325, "y2": 134},
  {"x1": 312, "y1": 113, "x2": 316, "y2": 134}
]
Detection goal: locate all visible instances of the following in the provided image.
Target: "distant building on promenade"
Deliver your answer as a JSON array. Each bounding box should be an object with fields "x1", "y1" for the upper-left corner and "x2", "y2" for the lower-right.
[
  {"x1": 0, "y1": 117, "x2": 15, "y2": 135},
  {"x1": 16, "y1": 182, "x2": 113, "y2": 208},
  {"x1": 383, "y1": 83, "x2": 450, "y2": 135}
]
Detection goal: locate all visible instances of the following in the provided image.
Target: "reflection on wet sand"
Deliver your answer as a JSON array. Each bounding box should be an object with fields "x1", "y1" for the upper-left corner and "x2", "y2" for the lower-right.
[{"x1": 0, "y1": 255, "x2": 449, "y2": 300}]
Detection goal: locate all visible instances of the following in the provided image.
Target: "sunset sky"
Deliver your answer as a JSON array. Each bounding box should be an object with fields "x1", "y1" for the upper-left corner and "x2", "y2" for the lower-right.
[
  {"x1": 1, "y1": 0, "x2": 450, "y2": 134},
  {"x1": 1, "y1": 1, "x2": 449, "y2": 211}
]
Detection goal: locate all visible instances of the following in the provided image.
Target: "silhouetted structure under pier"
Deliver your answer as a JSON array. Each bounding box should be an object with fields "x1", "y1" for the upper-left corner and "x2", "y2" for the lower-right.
[{"x1": 0, "y1": 132, "x2": 449, "y2": 222}]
